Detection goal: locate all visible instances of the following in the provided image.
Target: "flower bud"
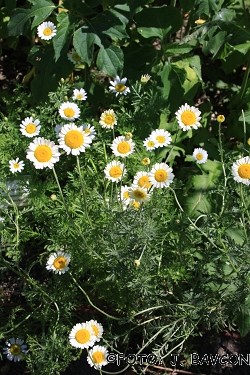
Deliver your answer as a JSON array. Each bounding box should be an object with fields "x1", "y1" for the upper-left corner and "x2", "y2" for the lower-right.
[
  {"x1": 134, "y1": 260, "x2": 140, "y2": 267},
  {"x1": 217, "y1": 115, "x2": 225, "y2": 123},
  {"x1": 142, "y1": 157, "x2": 150, "y2": 166},
  {"x1": 50, "y1": 194, "x2": 57, "y2": 201}
]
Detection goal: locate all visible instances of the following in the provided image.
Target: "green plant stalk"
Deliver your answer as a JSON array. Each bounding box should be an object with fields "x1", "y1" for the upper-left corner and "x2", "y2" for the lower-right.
[
  {"x1": 171, "y1": 188, "x2": 239, "y2": 273},
  {"x1": 70, "y1": 273, "x2": 121, "y2": 321},
  {"x1": 237, "y1": 53, "x2": 250, "y2": 104},
  {"x1": 218, "y1": 120, "x2": 227, "y2": 217},
  {"x1": 76, "y1": 156, "x2": 93, "y2": 229},
  {"x1": 165, "y1": 128, "x2": 181, "y2": 164}
]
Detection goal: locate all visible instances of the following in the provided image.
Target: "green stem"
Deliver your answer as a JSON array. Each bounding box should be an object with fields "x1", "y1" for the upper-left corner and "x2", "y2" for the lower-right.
[
  {"x1": 70, "y1": 273, "x2": 121, "y2": 321},
  {"x1": 237, "y1": 53, "x2": 250, "y2": 104},
  {"x1": 218, "y1": 121, "x2": 227, "y2": 217},
  {"x1": 76, "y1": 156, "x2": 93, "y2": 229}
]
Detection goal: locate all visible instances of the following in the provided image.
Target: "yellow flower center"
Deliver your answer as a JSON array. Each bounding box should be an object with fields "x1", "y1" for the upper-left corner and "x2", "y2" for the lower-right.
[
  {"x1": 26, "y1": 123, "x2": 36, "y2": 134},
  {"x1": 142, "y1": 158, "x2": 150, "y2": 165},
  {"x1": 217, "y1": 115, "x2": 225, "y2": 123},
  {"x1": 13, "y1": 163, "x2": 19, "y2": 169},
  {"x1": 104, "y1": 115, "x2": 115, "y2": 125},
  {"x1": 43, "y1": 27, "x2": 52, "y2": 36},
  {"x1": 156, "y1": 135, "x2": 165, "y2": 144},
  {"x1": 92, "y1": 351, "x2": 105, "y2": 364},
  {"x1": 115, "y1": 83, "x2": 126, "y2": 92},
  {"x1": 155, "y1": 169, "x2": 167, "y2": 182},
  {"x1": 238, "y1": 164, "x2": 250, "y2": 179},
  {"x1": 109, "y1": 166, "x2": 122, "y2": 179},
  {"x1": 133, "y1": 190, "x2": 146, "y2": 199},
  {"x1": 76, "y1": 94, "x2": 83, "y2": 99},
  {"x1": 63, "y1": 108, "x2": 75, "y2": 118},
  {"x1": 10, "y1": 344, "x2": 21, "y2": 356},
  {"x1": 138, "y1": 176, "x2": 151, "y2": 188},
  {"x1": 84, "y1": 129, "x2": 91, "y2": 134},
  {"x1": 132, "y1": 201, "x2": 140, "y2": 210},
  {"x1": 196, "y1": 153, "x2": 203, "y2": 160},
  {"x1": 72, "y1": 53, "x2": 81, "y2": 62},
  {"x1": 75, "y1": 329, "x2": 90, "y2": 344},
  {"x1": 91, "y1": 325, "x2": 98, "y2": 336},
  {"x1": 65, "y1": 130, "x2": 84, "y2": 148},
  {"x1": 34, "y1": 145, "x2": 52, "y2": 162},
  {"x1": 53, "y1": 256, "x2": 67, "y2": 270},
  {"x1": 117, "y1": 141, "x2": 130, "y2": 154},
  {"x1": 147, "y1": 141, "x2": 155, "y2": 147},
  {"x1": 123, "y1": 191, "x2": 130, "y2": 199},
  {"x1": 181, "y1": 110, "x2": 196, "y2": 126}
]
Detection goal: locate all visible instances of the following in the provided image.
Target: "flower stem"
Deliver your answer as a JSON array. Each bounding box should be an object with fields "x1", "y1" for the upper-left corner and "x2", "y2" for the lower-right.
[{"x1": 76, "y1": 156, "x2": 93, "y2": 229}]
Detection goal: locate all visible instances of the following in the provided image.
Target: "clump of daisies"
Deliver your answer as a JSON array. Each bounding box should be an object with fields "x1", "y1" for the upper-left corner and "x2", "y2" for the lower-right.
[{"x1": 69, "y1": 320, "x2": 108, "y2": 370}]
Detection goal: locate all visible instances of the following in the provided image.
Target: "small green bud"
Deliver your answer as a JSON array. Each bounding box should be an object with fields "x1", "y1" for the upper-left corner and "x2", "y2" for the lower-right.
[{"x1": 50, "y1": 194, "x2": 57, "y2": 201}]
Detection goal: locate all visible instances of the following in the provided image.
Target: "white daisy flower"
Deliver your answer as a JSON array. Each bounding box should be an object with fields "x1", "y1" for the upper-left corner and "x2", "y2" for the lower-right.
[
  {"x1": 46, "y1": 251, "x2": 71, "y2": 275},
  {"x1": 232, "y1": 156, "x2": 250, "y2": 185},
  {"x1": 128, "y1": 185, "x2": 150, "y2": 203},
  {"x1": 143, "y1": 137, "x2": 157, "y2": 151},
  {"x1": 20, "y1": 116, "x2": 41, "y2": 138},
  {"x1": 133, "y1": 171, "x2": 152, "y2": 190},
  {"x1": 109, "y1": 76, "x2": 130, "y2": 97},
  {"x1": 69, "y1": 323, "x2": 96, "y2": 349},
  {"x1": 67, "y1": 49, "x2": 84, "y2": 64},
  {"x1": 3, "y1": 338, "x2": 27, "y2": 362},
  {"x1": 82, "y1": 124, "x2": 96, "y2": 140},
  {"x1": 149, "y1": 162, "x2": 174, "y2": 188},
  {"x1": 86, "y1": 320, "x2": 103, "y2": 342},
  {"x1": 193, "y1": 148, "x2": 208, "y2": 164},
  {"x1": 118, "y1": 185, "x2": 132, "y2": 206},
  {"x1": 9, "y1": 158, "x2": 25, "y2": 174},
  {"x1": 111, "y1": 136, "x2": 135, "y2": 158},
  {"x1": 149, "y1": 129, "x2": 172, "y2": 148},
  {"x1": 26, "y1": 137, "x2": 60, "y2": 169},
  {"x1": 175, "y1": 103, "x2": 201, "y2": 131},
  {"x1": 72, "y1": 88, "x2": 87, "y2": 101},
  {"x1": 58, "y1": 123, "x2": 92, "y2": 155},
  {"x1": 99, "y1": 109, "x2": 117, "y2": 129},
  {"x1": 87, "y1": 345, "x2": 108, "y2": 370},
  {"x1": 59, "y1": 102, "x2": 80, "y2": 121},
  {"x1": 104, "y1": 160, "x2": 126, "y2": 182},
  {"x1": 141, "y1": 74, "x2": 151, "y2": 83},
  {"x1": 37, "y1": 21, "x2": 56, "y2": 40},
  {"x1": 54, "y1": 124, "x2": 63, "y2": 138}
]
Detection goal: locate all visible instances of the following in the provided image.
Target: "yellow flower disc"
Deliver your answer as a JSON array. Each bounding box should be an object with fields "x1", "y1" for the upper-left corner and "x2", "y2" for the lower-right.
[
  {"x1": 117, "y1": 141, "x2": 130, "y2": 154},
  {"x1": 123, "y1": 191, "x2": 130, "y2": 199},
  {"x1": 156, "y1": 135, "x2": 165, "y2": 144},
  {"x1": 196, "y1": 153, "x2": 203, "y2": 160},
  {"x1": 63, "y1": 108, "x2": 75, "y2": 118},
  {"x1": 217, "y1": 115, "x2": 225, "y2": 123},
  {"x1": 115, "y1": 83, "x2": 126, "y2": 92},
  {"x1": 10, "y1": 345, "x2": 21, "y2": 356},
  {"x1": 91, "y1": 325, "x2": 98, "y2": 336},
  {"x1": 92, "y1": 351, "x2": 105, "y2": 364},
  {"x1": 238, "y1": 164, "x2": 250, "y2": 179},
  {"x1": 14, "y1": 163, "x2": 19, "y2": 169},
  {"x1": 84, "y1": 129, "x2": 91, "y2": 134},
  {"x1": 34, "y1": 145, "x2": 52, "y2": 162},
  {"x1": 142, "y1": 158, "x2": 150, "y2": 165},
  {"x1": 132, "y1": 201, "x2": 140, "y2": 210},
  {"x1": 75, "y1": 329, "x2": 90, "y2": 344},
  {"x1": 155, "y1": 169, "x2": 167, "y2": 182},
  {"x1": 72, "y1": 53, "x2": 81, "y2": 62},
  {"x1": 77, "y1": 94, "x2": 83, "y2": 99},
  {"x1": 53, "y1": 256, "x2": 67, "y2": 270},
  {"x1": 109, "y1": 166, "x2": 122, "y2": 178},
  {"x1": 43, "y1": 28, "x2": 52, "y2": 36},
  {"x1": 65, "y1": 130, "x2": 84, "y2": 148},
  {"x1": 26, "y1": 123, "x2": 36, "y2": 134},
  {"x1": 134, "y1": 190, "x2": 146, "y2": 199},
  {"x1": 138, "y1": 176, "x2": 151, "y2": 188},
  {"x1": 181, "y1": 110, "x2": 196, "y2": 126},
  {"x1": 104, "y1": 115, "x2": 114, "y2": 125},
  {"x1": 147, "y1": 141, "x2": 155, "y2": 147}
]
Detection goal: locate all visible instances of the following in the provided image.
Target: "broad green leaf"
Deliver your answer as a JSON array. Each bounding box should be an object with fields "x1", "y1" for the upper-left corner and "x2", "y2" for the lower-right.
[
  {"x1": 5, "y1": 0, "x2": 16, "y2": 14},
  {"x1": 179, "y1": 0, "x2": 195, "y2": 13},
  {"x1": 124, "y1": 43, "x2": 157, "y2": 70},
  {"x1": 158, "y1": 62, "x2": 171, "y2": 100},
  {"x1": 73, "y1": 27, "x2": 101, "y2": 66},
  {"x1": 225, "y1": 227, "x2": 245, "y2": 245},
  {"x1": 136, "y1": 5, "x2": 182, "y2": 40},
  {"x1": 183, "y1": 191, "x2": 212, "y2": 217},
  {"x1": 53, "y1": 12, "x2": 73, "y2": 61},
  {"x1": 96, "y1": 45, "x2": 124, "y2": 76},
  {"x1": 28, "y1": 45, "x2": 73, "y2": 101},
  {"x1": 221, "y1": 50, "x2": 246, "y2": 74},
  {"x1": 91, "y1": 10, "x2": 128, "y2": 40},
  {"x1": 191, "y1": 161, "x2": 222, "y2": 190},
  {"x1": 201, "y1": 27, "x2": 228, "y2": 57},
  {"x1": 236, "y1": 296, "x2": 250, "y2": 337},
  {"x1": 8, "y1": 0, "x2": 56, "y2": 36},
  {"x1": 212, "y1": 8, "x2": 236, "y2": 22},
  {"x1": 164, "y1": 42, "x2": 193, "y2": 55}
]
